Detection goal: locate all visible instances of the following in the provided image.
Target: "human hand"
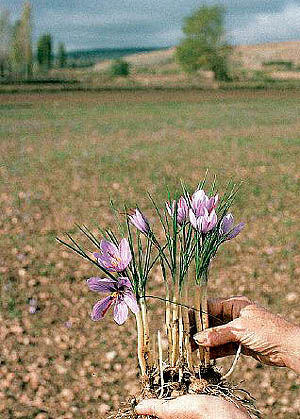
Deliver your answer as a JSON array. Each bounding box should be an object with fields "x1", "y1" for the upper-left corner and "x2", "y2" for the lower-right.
[
  {"x1": 135, "y1": 395, "x2": 250, "y2": 419},
  {"x1": 193, "y1": 296, "x2": 300, "y2": 373}
]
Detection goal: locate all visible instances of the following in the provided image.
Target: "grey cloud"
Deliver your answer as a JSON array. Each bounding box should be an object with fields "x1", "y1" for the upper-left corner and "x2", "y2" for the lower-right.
[{"x1": 1, "y1": 0, "x2": 300, "y2": 50}]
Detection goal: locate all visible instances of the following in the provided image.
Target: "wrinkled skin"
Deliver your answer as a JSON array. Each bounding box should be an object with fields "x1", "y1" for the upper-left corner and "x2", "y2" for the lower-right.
[
  {"x1": 136, "y1": 297, "x2": 300, "y2": 418},
  {"x1": 193, "y1": 296, "x2": 300, "y2": 373}
]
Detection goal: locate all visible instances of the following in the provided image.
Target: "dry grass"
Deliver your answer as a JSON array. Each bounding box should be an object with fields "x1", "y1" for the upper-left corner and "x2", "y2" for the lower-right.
[
  {"x1": 93, "y1": 41, "x2": 300, "y2": 79},
  {"x1": 235, "y1": 41, "x2": 300, "y2": 69},
  {"x1": 0, "y1": 90, "x2": 299, "y2": 418}
]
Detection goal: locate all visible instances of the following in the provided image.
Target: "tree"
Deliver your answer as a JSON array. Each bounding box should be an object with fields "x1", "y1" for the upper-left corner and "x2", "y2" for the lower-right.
[
  {"x1": 9, "y1": 1, "x2": 33, "y2": 79},
  {"x1": 20, "y1": 1, "x2": 33, "y2": 78},
  {"x1": 0, "y1": 9, "x2": 11, "y2": 78},
  {"x1": 176, "y1": 6, "x2": 231, "y2": 81},
  {"x1": 110, "y1": 59, "x2": 130, "y2": 77},
  {"x1": 10, "y1": 20, "x2": 23, "y2": 77},
  {"x1": 57, "y1": 42, "x2": 67, "y2": 68},
  {"x1": 37, "y1": 33, "x2": 53, "y2": 72}
]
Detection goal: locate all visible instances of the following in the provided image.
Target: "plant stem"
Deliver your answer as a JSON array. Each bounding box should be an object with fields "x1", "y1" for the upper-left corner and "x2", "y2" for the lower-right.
[
  {"x1": 171, "y1": 281, "x2": 179, "y2": 367},
  {"x1": 140, "y1": 297, "x2": 152, "y2": 369},
  {"x1": 195, "y1": 282, "x2": 210, "y2": 368},
  {"x1": 183, "y1": 283, "x2": 193, "y2": 371},
  {"x1": 178, "y1": 301, "x2": 184, "y2": 382},
  {"x1": 165, "y1": 285, "x2": 173, "y2": 364},
  {"x1": 135, "y1": 310, "x2": 147, "y2": 377},
  {"x1": 157, "y1": 330, "x2": 164, "y2": 398},
  {"x1": 200, "y1": 282, "x2": 210, "y2": 367}
]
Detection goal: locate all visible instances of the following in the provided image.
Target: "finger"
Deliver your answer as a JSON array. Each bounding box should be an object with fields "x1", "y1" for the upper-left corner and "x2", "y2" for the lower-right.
[
  {"x1": 209, "y1": 342, "x2": 239, "y2": 359},
  {"x1": 188, "y1": 296, "x2": 250, "y2": 331},
  {"x1": 194, "y1": 321, "x2": 240, "y2": 347},
  {"x1": 207, "y1": 296, "x2": 253, "y2": 323},
  {"x1": 135, "y1": 399, "x2": 166, "y2": 417}
]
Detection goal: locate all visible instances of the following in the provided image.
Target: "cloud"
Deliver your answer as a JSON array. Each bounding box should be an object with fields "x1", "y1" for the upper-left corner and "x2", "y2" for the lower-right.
[
  {"x1": 1, "y1": 0, "x2": 300, "y2": 49},
  {"x1": 229, "y1": 2, "x2": 300, "y2": 44}
]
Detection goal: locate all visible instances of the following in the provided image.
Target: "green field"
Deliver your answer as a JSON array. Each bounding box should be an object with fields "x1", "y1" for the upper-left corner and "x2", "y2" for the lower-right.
[{"x1": 0, "y1": 90, "x2": 299, "y2": 418}]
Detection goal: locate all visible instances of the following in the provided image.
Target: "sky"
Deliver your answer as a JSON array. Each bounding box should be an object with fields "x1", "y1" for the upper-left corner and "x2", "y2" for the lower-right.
[{"x1": 2, "y1": 0, "x2": 300, "y2": 51}]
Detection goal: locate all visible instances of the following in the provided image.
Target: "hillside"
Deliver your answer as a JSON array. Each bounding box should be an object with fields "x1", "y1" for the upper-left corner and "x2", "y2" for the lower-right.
[
  {"x1": 66, "y1": 47, "x2": 169, "y2": 67},
  {"x1": 93, "y1": 41, "x2": 300, "y2": 72},
  {"x1": 234, "y1": 41, "x2": 300, "y2": 69}
]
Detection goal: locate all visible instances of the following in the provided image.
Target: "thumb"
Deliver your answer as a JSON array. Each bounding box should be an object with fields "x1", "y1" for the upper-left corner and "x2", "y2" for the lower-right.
[
  {"x1": 135, "y1": 399, "x2": 166, "y2": 417},
  {"x1": 193, "y1": 320, "x2": 240, "y2": 347}
]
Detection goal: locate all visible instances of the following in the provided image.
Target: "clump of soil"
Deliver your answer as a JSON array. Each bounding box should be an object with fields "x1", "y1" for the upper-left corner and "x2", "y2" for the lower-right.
[{"x1": 111, "y1": 364, "x2": 260, "y2": 418}]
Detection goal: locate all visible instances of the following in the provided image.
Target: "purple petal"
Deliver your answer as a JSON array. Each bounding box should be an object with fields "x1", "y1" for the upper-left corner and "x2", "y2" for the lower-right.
[
  {"x1": 29, "y1": 306, "x2": 37, "y2": 314},
  {"x1": 136, "y1": 209, "x2": 150, "y2": 233},
  {"x1": 220, "y1": 214, "x2": 234, "y2": 235},
  {"x1": 123, "y1": 291, "x2": 139, "y2": 314},
  {"x1": 206, "y1": 197, "x2": 215, "y2": 212},
  {"x1": 199, "y1": 215, "x2": 208, "y2": 232},
  {"x1": 117, "y1": 277, "x2": 133, "y2": 290},
  {"x1": 192, "y1": 189, "x2": 206, "y2": 205},
  {"x1": 113, "y1": 299, "x2": 129, "y2": 325},
  {"x1": 100, "y1": 240, "x2": 118, "y2": 257},
  {"x1": 96, "y1": 255, "x2": 118, "y2": 272},
  {"x1": 91, "y1": 296, "x2": 114, "y2": 321},
  {"x1": 128, "y1": 209, "x2": 150, "y2": 234},
  {"x1": 29, "y1": 298, "x2": 37, "y2": 307},
  {"x1": 227, "y1": 222, "x2": 245, "y2": 239},
  {"x1": 189, "y1": 209, "x2": 198, "y2": 229},
  {"x1": 208, "y1": 210, "x2": 217, "y2": 231},
  {"x1": 119, "y1": 238, "x2": 132, "y2": 267},
  {"x1": 178, "y1": 196, "x2": 188, "y2": 213},
  {"x1": 87, "y1": 277, "x2": 117, "y2": 293},
  {"x1": 195, "y1": 203, "x2": 206, "y2": 217}
]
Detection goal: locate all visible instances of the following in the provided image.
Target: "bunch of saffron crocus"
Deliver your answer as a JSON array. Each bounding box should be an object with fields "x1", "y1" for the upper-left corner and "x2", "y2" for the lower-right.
[{"x1": 58, "y1": 178, "x2": 244, "y2": 385}]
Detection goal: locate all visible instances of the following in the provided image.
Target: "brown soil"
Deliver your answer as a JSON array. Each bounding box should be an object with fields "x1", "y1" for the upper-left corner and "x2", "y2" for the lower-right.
[{"x1": 0, "y1": 90, "x2": 299, "y2": 418}]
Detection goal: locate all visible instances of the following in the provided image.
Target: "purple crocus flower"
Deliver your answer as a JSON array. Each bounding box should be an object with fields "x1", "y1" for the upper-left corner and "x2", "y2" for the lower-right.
[
  {"x1": 87, "y1": 277, "x2": 139, "y2": 325},
  {"x1": 28, "y1": 298, "x2": 38, "y2": 314},
  {"x1": 94, "y1": 239, "x2": 132, "y2": 272},
  {"x1": 220, "y1": 214, "x2": 245, "y2": 240},
  {"x1": 166, "y1": 196, "x2": 189, "y2": 225},
  {"x1": 189, "y1": 208, "x2": 217, "y2": 233},
  {"x1": 191, "y1": 190, "x2": 218, "y2": 216},
  {"x1": 128, "y1": 208, "x2": 150, "y2": 234}
]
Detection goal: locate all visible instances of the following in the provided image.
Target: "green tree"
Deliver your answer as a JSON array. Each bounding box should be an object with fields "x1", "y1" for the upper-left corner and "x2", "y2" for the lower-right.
[
  {"x1": 20, "y1": 1, "x2": 33, "y2": 78},
  {"x1": 176, "y1": 6, "x2": 231, "y2": 81},
  {"x1": 0, "y1": 9, "x2": 11, "y2": 77},
  {"x1": 37, "y1": 33, "x2": 52, "y2": 72},
  {"x1": 110, "y1": 59, "x2": 130, "y2": 77},
  {"x1": 9, "y1": 1, "x2": 33, "y2": 79},
  {"x1": 57, "y1": 42, "x2": 67, "y2": 68},
  {"x1": 10, "y1": 20, "x2": 23, "y2": 77}
]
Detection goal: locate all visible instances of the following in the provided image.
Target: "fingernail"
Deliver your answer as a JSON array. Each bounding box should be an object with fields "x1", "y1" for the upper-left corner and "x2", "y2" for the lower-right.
[{"x1": 193, "y1": 331, "x2": 209, "y2": 344}]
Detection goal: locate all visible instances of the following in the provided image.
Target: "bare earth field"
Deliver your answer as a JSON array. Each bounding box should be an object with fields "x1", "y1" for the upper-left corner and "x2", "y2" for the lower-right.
[{"x1": 0, "y1": 90, "x2": 299, "y2": 418}]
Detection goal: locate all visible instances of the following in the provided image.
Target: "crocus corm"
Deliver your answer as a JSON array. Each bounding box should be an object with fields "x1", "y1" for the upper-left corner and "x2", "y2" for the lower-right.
[
  {"x1": 87, "y1": 277, "x2": 139, "y2": 325},
  {"x1": 94, "y1": 239, "x2": 132, "y2": 272}
]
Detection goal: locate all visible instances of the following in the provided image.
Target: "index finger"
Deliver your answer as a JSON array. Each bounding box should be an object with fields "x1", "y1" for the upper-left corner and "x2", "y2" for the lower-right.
[{"x1": 207, "y1": 296, "x2": 253, "y2": 326}]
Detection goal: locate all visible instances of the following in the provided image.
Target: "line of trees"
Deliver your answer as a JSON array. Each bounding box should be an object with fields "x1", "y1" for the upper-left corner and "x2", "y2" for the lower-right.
[{"x1": 0, "y1": 1, "x2": 67, "y2": 80}]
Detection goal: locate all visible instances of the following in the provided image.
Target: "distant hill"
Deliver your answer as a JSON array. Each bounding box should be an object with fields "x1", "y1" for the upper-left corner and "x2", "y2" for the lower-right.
[
  {"x1": 234, "y1": 41, "x2": 300, "y2": 69},
  {"x1": 66, "y1": 47, "x2": 170, "y2": 67},
  {"x1": 67, "y1": 41, "x2": 300, "y2": 73}
]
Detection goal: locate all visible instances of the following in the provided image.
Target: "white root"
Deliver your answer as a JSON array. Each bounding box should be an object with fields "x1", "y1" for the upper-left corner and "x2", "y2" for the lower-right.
[
  {"x1": 157, "y1": 330, "x2": 164, "y2": 398},
  {"x1": 222, "y1": 343, "x2": 242, "y2": 380}
]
